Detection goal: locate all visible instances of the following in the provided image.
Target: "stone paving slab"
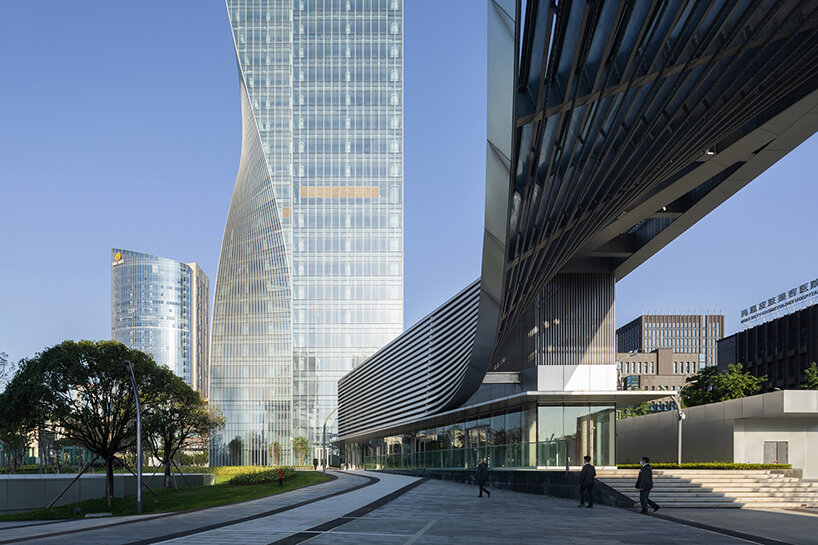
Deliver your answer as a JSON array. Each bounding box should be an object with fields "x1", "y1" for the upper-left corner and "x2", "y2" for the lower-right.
[
  {"x1": 8, "y1": 471, "x2": 818, "y2": 545},
  {"x1": 0, "y1": 514, "x2": 166, "y2": 543},
  {"x1": 156, "y1": 472, "x2": 420, "y2": 545},
  {"x1": 658, "y1": 507, "x2": 818, "y2": 545},
  {"x1": 297, "y1": 478, "x2": 755, "y2": 545}
]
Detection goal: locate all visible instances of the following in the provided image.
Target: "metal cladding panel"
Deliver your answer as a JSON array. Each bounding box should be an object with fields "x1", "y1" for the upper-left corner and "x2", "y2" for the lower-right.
[
  {"x1": 536, "y1": 273, "x2": 614, "y2": 366},
  {"x1": 337, "y1": 281, "x2": 479, "y2": 439},
  {"x1": 336, "y1": 0, "x2": 818, "y2": 441},
  {"x1": 498, "y1": 0, "x2": 818, "y2": 354},
  {"x1": 491, "y1": 273, "x2": 615, "y2": 372}
]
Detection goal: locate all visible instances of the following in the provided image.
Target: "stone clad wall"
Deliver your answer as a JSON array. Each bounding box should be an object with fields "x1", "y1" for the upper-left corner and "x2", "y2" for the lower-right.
[{"x1": 0, "y1": 473, "x2": 214, "y2": 513}]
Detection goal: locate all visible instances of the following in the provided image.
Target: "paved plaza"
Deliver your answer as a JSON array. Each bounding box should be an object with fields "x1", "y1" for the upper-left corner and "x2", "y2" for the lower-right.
[{"x1": 0, "y1": 471, "x2": 816, "y2": 544}]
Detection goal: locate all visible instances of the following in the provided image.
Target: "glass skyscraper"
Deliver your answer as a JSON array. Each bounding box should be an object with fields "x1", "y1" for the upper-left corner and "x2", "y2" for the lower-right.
[
  {"x1": 211, "y1": 0, "x2": 404, "y2": 465},
  {"x1": 111, "y1": 248, "x2": 210, "y2": 397}
]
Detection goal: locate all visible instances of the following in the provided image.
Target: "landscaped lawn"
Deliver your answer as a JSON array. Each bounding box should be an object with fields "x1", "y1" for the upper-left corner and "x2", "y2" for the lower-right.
[{"x1": 0, "y1": 471, "x2": 332, "y2": 521}]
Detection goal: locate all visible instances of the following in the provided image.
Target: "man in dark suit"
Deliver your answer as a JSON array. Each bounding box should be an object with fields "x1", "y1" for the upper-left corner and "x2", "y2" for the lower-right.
[
  {"x1": 578, "y1": 455, "x2": 596, "y2": 508},
  {"x1": 476, "y1": 458, "x2": 491, "y2": 498},
  {"x1": 635, "y1": 456, "x2": 660, "y2": 514}
]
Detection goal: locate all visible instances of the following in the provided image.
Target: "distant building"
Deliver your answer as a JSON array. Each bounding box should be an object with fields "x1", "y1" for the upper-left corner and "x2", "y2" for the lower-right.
[
  {"x1": 617, "y1": 349, "x2": 700, "y2": 410},
  {"x1": 617, "y1": 314, "x2": 724, "y2": 370},
  {"x1": 111, "y1": 248, "x2": 209, "y2": 398},
  {"x1": 718, "y1": 301, "x2": 818, "y2": 392}
]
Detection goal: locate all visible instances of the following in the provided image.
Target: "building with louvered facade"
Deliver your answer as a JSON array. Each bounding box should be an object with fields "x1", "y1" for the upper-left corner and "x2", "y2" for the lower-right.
[
  {"x1": 617, "y1": 314, "x2": 724, "y2": 370},
  {"x1": 210, "y1": 0, "x2": 404, "y2": 466},
  {"x1": 336, "y1": 0, "x2": 818, "y2": 474}
]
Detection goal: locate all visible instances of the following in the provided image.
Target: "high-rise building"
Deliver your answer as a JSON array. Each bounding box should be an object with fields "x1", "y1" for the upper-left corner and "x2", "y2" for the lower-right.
[
  {"x1": 616, "y1": 314, "x2": 724, "y2": 371},
  {"x1": 111, "y1": 248, "x2": 210, "y2": 397},
  {"x1": 211, "y1": 1, "x2": 404, "y2": 465}
]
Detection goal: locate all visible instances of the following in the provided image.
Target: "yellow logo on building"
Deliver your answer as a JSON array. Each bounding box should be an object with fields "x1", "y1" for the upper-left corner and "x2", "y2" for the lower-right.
[{"x1": 115, "y1": 251, "x2": 122, "y2": 261}]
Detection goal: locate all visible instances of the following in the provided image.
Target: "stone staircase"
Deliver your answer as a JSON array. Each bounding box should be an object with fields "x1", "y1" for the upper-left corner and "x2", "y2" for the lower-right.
[{"x1": 595, "y1": 469, "x2": 818, "y2": 509}]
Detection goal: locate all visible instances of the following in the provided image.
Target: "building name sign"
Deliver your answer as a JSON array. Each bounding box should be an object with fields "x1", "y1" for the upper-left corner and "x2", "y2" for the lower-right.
[{"x1": 740, "y1": 277, "x2": 818, "y2": 326}]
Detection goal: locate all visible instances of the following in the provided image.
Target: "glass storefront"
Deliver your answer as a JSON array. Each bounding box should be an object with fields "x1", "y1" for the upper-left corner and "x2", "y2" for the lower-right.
[{"x1": 345, "y1": 402, "x2": 615, "y2": 470}]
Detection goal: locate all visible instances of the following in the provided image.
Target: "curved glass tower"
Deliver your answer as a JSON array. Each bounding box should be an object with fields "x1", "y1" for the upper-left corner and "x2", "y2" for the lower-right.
[
  {"x1": 111, "y1": 248, "x2": 210, "y2": 397},
  {"x1": 211, "y1": 0, "x2": 404, "y2": 465}
]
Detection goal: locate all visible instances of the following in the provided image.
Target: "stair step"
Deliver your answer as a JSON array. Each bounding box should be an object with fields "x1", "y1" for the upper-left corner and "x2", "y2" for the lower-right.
[
  {"x1": 632, "y1": 502, "x2": 814, "y2": 509},
  {"x1": 598, "y1": 469, "x2": 818, "y2": 509},
  {"x1": 601, "y1": 484, "x2": 818, "y2": 491},
  {"x1": 622, "y1": 494, "x2": 818, "y2": 501}
]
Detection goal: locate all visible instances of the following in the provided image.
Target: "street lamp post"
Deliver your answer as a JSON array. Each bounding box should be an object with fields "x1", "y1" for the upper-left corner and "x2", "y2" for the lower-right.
[
  {"x1": 124, "y1": 360, "x2": 142, "y2": 515},
  {"x1": 672, "y1": 394, "x2": 686, "y2": 466},
  {"x1": 322, "y1": 408, "x2": 337, "y2": 475}
]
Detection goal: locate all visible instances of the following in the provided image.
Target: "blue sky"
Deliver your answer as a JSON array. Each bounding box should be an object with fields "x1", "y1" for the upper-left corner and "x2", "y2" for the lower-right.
[{"x1": 1, "y1": 2, "x2": 817, "y2": 366}]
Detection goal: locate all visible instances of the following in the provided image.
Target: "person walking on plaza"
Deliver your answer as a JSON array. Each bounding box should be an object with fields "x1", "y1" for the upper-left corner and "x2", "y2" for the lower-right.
[
  {"x1": 313, "y1": 457, "x2": 319, "y2": 471},
  {"x1": 636, "y1": 456, "x2": 660, "y2": 514},
  {"x1": 278, "y1": 467, "x2": 284, "y2": 487},
  {"x1": 578, "y1": 455, "x2": 596, "y2": 508},
  {"x1": 476, "y1": 458, "x2": 491, "y2": 498}
]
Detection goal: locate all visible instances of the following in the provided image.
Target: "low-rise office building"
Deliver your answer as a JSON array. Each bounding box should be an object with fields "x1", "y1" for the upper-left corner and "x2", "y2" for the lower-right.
[
  {"x1": 617, "y1": 314, "x2": 724, "y2": 370},
  {"x1": 617, "y1": 349, "x2": 700, "y2": 410}
]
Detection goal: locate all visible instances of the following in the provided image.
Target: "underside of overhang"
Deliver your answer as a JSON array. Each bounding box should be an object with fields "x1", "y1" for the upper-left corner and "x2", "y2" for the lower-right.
[
  {"x1": 563, "y1": 87, "x2": 818, "y2": 281},
  {"x1": 335, "y1": 390, "x2": 668, "y2": 445}
]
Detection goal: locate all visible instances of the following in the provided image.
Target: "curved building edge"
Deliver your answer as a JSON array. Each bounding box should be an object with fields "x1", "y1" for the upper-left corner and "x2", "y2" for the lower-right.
[{"x1": 336, "y1": 0, "x2": 818, "y2": 446}]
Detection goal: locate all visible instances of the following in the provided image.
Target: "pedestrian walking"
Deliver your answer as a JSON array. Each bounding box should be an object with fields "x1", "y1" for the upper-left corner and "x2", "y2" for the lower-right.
[
  {"x1": 278, "y1": 467, "x2": 284, "y2": 487},
  {"x1": 635, "y1": 456, "x2": 660, "y2": 514},
  {"x1": 313, "y1": 457, "x2": 319, "y2": 471},
  {"x1": 577, "y1": 455, "x2": 595, "y2": 508},
  {"x1": 476, "y1": 458, "x2": 491, "y2": 498}
]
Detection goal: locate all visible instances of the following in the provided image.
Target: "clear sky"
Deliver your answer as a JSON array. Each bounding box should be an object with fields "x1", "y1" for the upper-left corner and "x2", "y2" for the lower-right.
[{"x1": 1, "y1": 2, "x2": 817, "y2": 367}]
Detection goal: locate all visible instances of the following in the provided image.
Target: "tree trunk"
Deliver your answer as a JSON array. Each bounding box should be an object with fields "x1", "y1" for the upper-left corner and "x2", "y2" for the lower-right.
[
  {"x1": 163, "y1": 457, "x2": 173, "y2": 489},
  {"x1": 105, "y1": 457, "x2": 115, "y2": 507}
]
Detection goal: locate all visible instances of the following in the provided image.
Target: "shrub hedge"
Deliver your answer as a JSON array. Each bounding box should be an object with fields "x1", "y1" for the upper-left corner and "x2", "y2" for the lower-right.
[
  {"x1": 207, "y1": 465, "x2": 272, "y2": 477},
  {"x1": 617, "y1": 463, "x2": 792, "y2": 470},
  {"x1": 229, "y1": 466, "x2": 297, "y2": 485}
]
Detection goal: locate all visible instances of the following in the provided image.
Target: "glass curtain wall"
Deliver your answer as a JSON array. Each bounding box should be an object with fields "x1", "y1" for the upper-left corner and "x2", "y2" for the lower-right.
[
  {"x1": 348, "y1": 403, "x2": 615, "y2": 470},
  {"x1": 111, "y1": 249, "x2": 193, "y2": 385},
  {"x1": 214, "y1": 0, "x2": 403, "y2": 465}
]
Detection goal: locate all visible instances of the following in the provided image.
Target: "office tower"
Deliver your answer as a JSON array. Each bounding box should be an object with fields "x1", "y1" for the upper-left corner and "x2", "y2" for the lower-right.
[
  {"x1": 617, "y1": 314, "x2": 724, "y2": 371},
  {"x1": 211, "y1": 0, "x2": 404, "y2": 465},
  {"x1": 111, "y1": 248, "x2": 210, "y2": 396}
]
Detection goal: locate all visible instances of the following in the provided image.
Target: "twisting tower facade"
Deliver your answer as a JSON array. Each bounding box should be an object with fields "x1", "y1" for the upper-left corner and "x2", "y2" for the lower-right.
[{"x1": 212, "y1": 0, "x2": 404, "y2": 465}]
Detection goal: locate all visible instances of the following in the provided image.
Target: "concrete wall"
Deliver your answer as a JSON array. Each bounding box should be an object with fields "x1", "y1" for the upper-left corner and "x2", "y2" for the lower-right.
[
  {"x1": 0, "y1": 473, "x2": 214, "y2": 513},
  {"x1": 735, "y1": 419, "x2": 818, "y2": 478},
  {"x1": 616, "y1": 392, "x2": 818, "y2": 476},
  {"x1": 616, "y1": 407, "x2": 734, "y2": 464}
]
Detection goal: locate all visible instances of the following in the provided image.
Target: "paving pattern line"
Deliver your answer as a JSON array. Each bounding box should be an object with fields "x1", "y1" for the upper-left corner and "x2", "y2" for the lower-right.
[
  {"x1": 0, "y1": 513, "x2": 169, "y2": 545},
  {"x1": 0, "y1": 473, "x2": 366, "y2": 545},
  {"x1": 266, "y1": 477, "x2": 429, "y2": 545},
  {"x1": 653, "y1": 512, "x2": 795, "y2": 545},
  {"x1": 0, "y1": 520, "x2": 69, "y2": 532},
  {"x1": 402, "y1": 518, "x2": 436, "y2": 545}
]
